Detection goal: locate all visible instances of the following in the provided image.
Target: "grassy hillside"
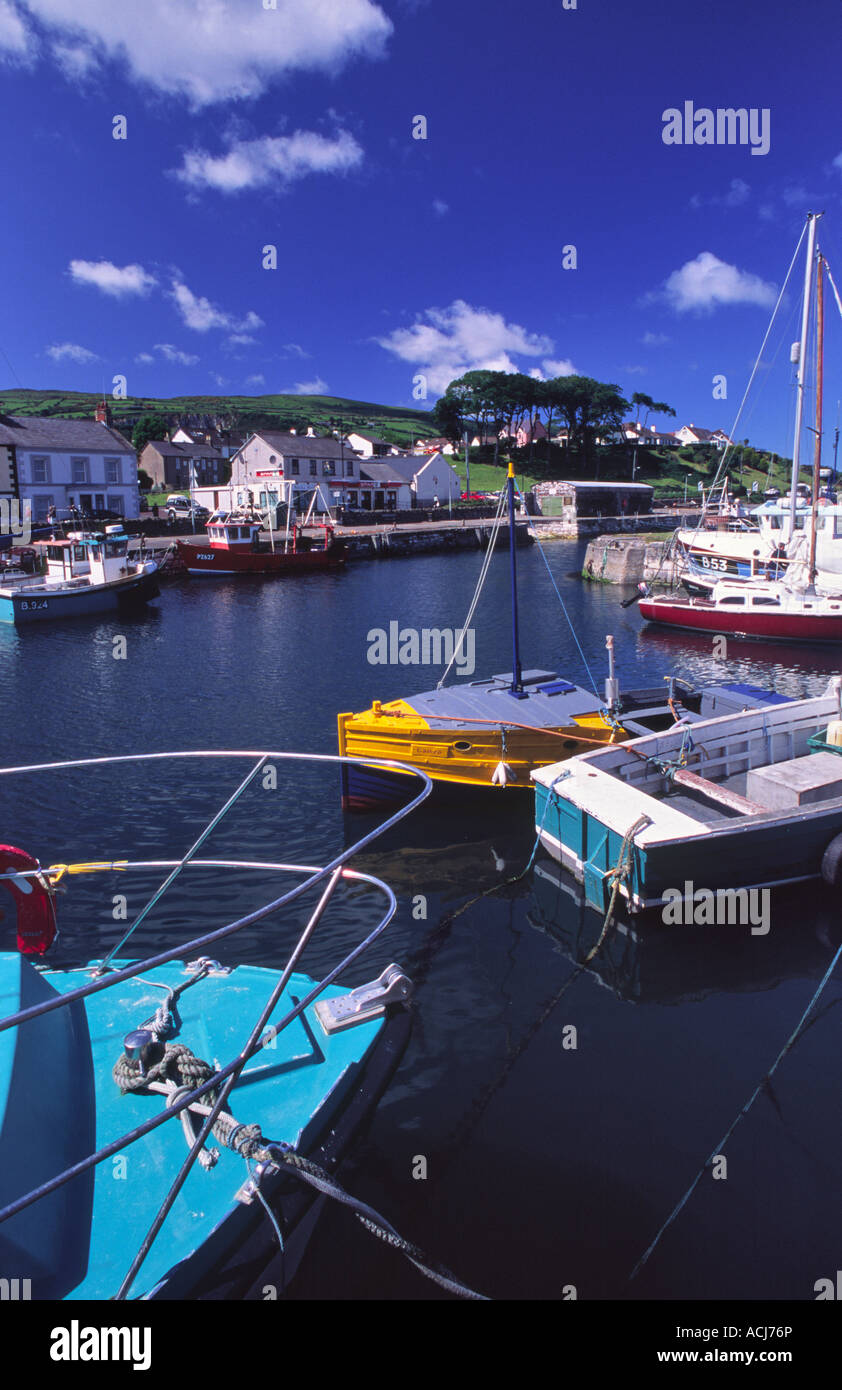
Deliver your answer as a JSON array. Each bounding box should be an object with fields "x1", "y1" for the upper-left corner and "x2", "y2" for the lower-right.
[{"x1": 0, "y1": 388, "x2": 436, "y2": 449}]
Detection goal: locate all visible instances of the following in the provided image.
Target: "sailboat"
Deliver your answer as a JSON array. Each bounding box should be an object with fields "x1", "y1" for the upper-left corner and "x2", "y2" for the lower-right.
[
  {"x1": 337, "y1": 463, "x2": 771, "y2": 810},
  {"x1": 641, "y1": 213, "x2": 842, "y2": 643}
]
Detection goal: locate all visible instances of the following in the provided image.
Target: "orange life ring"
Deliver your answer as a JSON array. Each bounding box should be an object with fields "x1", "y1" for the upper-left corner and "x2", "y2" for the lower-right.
[{"x1": 0, "y1": 845, "x2": 57, "y2": 955}]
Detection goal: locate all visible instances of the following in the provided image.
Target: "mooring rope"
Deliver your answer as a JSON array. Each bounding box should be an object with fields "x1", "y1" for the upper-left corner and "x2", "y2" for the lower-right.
[
  {"x1": 584, "y1": 814, "x2": 651, "y2": 963},
  {"x1": 629, "y1": 937, "x2": 842, "y2": 1282}
]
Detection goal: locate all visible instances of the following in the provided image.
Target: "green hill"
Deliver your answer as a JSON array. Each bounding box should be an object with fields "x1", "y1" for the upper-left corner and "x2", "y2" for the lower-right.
[{"x1": 0, "y1": 388, "x2": 436, "y2": 449}]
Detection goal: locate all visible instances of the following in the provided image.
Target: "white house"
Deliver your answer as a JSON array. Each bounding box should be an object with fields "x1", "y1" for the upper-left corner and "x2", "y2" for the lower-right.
[
  {"x1": 415, "y1": 436, "x2": 456, "y2": 456},
  {"x1": 224, "y1": 429, "x2": 358, "y2": 513},
  {"x1": 0, "y1": 405, "x2": 139, "y2": 521},
  {"x1": 387, "y1": 452, "x2": 461, "y2": 504},
  {"x1": 675, "y1": 424, "x2": 732, "y2": 449},
  {"x1": 345, "y1": 432, "x2": 408, "y2": 458}
]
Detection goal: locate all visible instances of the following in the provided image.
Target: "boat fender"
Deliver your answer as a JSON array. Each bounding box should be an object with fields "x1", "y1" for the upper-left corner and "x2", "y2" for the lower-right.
[
  {"x1": 491, "y1": 761, "x2": 515, "y2": 786},
  {"x1": 0, "y1": 844, "x2": 57, "y2": 955},
  {"x1": 821, "y1": 832, "x2": 842, "y2": 889},
  {"x1": 825, "y1": 720, "x2": 842, "y2": 748}
]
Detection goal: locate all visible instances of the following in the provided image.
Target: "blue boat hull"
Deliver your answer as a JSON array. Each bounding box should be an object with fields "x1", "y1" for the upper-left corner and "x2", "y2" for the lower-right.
[{"x1": 1, "y1": 572, "x2": 159, "y2": 625}]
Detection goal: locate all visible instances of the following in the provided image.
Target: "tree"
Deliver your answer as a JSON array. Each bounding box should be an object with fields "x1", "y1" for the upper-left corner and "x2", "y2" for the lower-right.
[
  {"x1": 431, "y1": 391, "x2": 466, "y2": 446},
  {"x1": 137, "y1": 467, "x2": 154, "y2": 492},
  {"x1": 133, "y1": 413, "x2": 170, "y2": 455},
  {"x1": 554, "y1": 377, "x2": 630, "y2": 472}
]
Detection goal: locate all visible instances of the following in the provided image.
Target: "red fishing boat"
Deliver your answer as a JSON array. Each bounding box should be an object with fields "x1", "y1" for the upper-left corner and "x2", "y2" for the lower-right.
[{"x1": 175, "y1": 514, "x2": 347, "y2": 576}]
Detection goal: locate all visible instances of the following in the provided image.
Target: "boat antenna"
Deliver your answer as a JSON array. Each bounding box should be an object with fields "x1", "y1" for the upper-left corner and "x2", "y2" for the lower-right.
[{"x1": 506, "y1": 459, "x2": 524, "y2": 697}]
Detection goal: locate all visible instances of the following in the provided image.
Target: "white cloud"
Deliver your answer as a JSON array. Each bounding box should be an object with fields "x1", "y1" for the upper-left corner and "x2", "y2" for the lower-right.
[
  {"x1": 5, "y1": 0, "x2": 392, "y2": 106},
  {"x1": 432, "y1": 199, "x2": 449, "y2": 216},
  {"x1": 155, "y1": 343, "x2": 199, "y2": 366},
  {"x1": 660, "y1": 252, "x2": 776, "y2": 313},
  {"x1": 0, "y1": 0, "x2": 31, "y2": 55},
  {"x1": 46, "y1": 341, "x2": 99, "y2": 363},
  {"x1": 52, "y1": 40, "x2": 97, "y2": 79},
  {"x1": 70, "y1": 258, "x2": 157, "y2": 298},
  {"x1": 378, "y1": 299, "x2": 555, "y2": 395},
  {"x1": 227, "y1": 333, "x2": 258, "y2": 347},
  {"x1": 690, "y1": 178, "x2": 750, "y2": 210},
  {"x1": 135, "y1": 352, "x2": 155, "y2": 364},
  {"x1": 211, "y1": 373, "x2": 229, "y2": 388},
  {"x1": 246, "y1": 373, "x2": 265, "y2": 386},
  {"x1": 541, "y1": 357, "x2": 576, "y2": 377},
  {"x1": 282, "y1": 342, "x2": 309, "y2": 357},
  {"x1": 641, "y1": 332, "x2": 669, "y2": 346},
  {"x1": 170, "y1": 279, "x2": 263, "y2": 334},
  {"x1": 286, "y1": 377, "x2": 328, "y2": 395},
  {"x1": 175, "y1": 129, "x2": 364, "y2": 193}
]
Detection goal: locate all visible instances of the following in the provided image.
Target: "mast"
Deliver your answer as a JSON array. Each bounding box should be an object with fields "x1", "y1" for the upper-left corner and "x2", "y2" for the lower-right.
[
  {"x1": 506, "y1": 460, "x2": 523, "y2": 695},
  {"x1": 788, "y1": 212, "x2": 820, "y2": 541},
  {"x1": 809, "y1": 254, "x2": 825, "y2": 585}
]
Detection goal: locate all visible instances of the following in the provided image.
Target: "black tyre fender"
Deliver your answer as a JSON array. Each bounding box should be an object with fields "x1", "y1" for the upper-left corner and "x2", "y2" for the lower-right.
[{"x1": 821, "y1": 832, "x2": 842, "y2": 887}]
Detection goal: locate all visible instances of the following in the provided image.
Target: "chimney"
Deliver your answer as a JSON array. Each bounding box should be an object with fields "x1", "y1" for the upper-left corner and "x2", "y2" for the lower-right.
[{"x1": 96, "y1": 400, "x2": 111, "y2": 426}]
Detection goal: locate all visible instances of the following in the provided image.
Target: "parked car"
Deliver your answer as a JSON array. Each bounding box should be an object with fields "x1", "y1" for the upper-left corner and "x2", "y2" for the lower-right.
[
  {"x1": 460, "y1": 491, "x2": 484, "y2": 502},
  {"x1": 165, "y1": 495, "x2": 210, "y2": 524}
]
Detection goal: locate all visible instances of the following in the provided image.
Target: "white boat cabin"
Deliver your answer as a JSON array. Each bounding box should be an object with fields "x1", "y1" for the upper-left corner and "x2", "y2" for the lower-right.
[{"x1": 38, "y1": 527, "x2": 136, "y2": 586}]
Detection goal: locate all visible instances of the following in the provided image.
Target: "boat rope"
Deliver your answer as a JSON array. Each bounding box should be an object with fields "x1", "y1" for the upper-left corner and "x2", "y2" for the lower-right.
[
  {"x1": 691, "y1": 222, "x2": 807, "y2": 534},
  {"x1": 437, "y1": 489, "x2": 507, "y2": 688},
  {"x1": 518, "y1": 486, "x2": 600, "y2": 696},
  {"x1": 629, "y1": 936, "x2": 842, "y2": 1283},
  {"x1": 585, "y1": 814, "x2": 651, "y2": 961},
  {"x1": 262, "y1": 1143, "x2": 488, "y2": 1300},
  {"x1": 112, "y1": 1039, "x2": 486, "y2": 1298}
]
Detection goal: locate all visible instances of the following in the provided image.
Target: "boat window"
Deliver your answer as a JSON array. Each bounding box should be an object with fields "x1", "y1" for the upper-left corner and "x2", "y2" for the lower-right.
[
  {"x1": 834, "y1": 515, "x2": 842, "y2": 539},
  {"x1": 73, "y1": 545, "x2": 86, "y2": 562},
  {"x1": 719, "y1": 596, "x2": 745, "y2": 605},
  {"x1": 751, "y1": 596, "x2": 780, "y2": 606}
]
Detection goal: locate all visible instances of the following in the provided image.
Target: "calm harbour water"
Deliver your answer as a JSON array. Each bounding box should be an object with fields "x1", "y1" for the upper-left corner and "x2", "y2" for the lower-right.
[{"x1": 1, "y1": 539, "x2": 840, "y2": 1301}]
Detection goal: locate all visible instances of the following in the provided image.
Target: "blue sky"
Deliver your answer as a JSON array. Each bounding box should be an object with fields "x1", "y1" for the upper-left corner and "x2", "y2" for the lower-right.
[{"x1": 1, "y1": 0, "x2": 841, "y2": 455}]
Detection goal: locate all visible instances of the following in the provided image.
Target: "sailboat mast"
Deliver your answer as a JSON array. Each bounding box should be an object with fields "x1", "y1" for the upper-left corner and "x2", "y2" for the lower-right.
[
  {"x1": 788, "y1": 212, "x2": 820, "y2": 540},
  {"x1": 506, "y1": 460, "x2": 523, "y2": 695},
  {"x1": 809, "y1": 254, "x2": 825, "y2": 583}
]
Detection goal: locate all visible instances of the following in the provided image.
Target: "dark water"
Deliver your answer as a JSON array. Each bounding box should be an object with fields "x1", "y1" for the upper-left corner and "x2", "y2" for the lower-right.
[{"x1": 2, "y1": 541, "x2": 841, "y2": 1302}]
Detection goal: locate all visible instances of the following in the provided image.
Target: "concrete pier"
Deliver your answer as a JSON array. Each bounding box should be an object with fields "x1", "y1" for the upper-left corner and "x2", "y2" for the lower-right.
[{"x1": 582, "y1": 533, "x2": 685, "y2": 585}]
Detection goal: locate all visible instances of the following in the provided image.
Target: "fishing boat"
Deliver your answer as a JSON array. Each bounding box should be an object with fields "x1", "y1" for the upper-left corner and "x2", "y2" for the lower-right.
[
  {"x1": 0, "y1": 749, "x2": 480, "y2": 1301},
  {"x1": 175, "y1": 509, "x2": 347, "y2": 576},
  {"x1": 531, "y1": 679, "x2": 842, "y2": 914},
  {"x1": 0, "y1": 528, "x2": 159, "y2": 624}
]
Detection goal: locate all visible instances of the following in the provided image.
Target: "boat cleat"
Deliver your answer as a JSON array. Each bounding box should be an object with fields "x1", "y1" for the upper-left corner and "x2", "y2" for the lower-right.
[
  {"x1": 314, "y1": 963, "x2": 412, "y2": 1035},
  {"x1": 184, "y1": 956, "x2": 232, "y2": 976}
]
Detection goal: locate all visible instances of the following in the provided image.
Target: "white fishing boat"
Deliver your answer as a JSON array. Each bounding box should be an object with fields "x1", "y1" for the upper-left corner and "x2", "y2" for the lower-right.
[{"x1": 0, "y1": 527, "x2": 159, "y2": 625}]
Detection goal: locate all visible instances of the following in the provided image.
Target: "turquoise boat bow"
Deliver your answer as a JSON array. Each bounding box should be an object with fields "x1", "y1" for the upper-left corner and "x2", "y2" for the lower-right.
[{"x1": 0, "y1": 749, "x2": 452, "y2": 1301}]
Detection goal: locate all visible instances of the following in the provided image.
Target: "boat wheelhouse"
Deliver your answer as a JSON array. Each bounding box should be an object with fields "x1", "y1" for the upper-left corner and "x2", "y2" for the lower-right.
[{"x1": 638, "y1": 577, "x2": 842, "y2": 642}]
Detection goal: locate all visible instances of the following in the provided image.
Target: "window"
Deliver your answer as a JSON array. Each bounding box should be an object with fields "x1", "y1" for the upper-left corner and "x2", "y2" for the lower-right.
[
  {"x1": 322, "y1": 461, "x2": 336, "y2": 476},
  {"x1": 719, "y1": 596, "x2": 745, "y2": 606},
  {"x1": 105, "y1": 458, "x2": 120, "y2": 484},
  {"x1": 71, "y1": 457, "x2": 90, "y2": 484},
  {"x1": 33, "y1": 494, "x2": 55, "y2": 520},
  {"x1": 95, "y1": 494, "x2": 105, "y2": 511},
  {"x1": 751, "y1": 596, "x2": 780, "y2": 607},
  {"x1": 290, "y1": 460, "x2": 300, "y2": 476},
  {"x1": 31, "y1": 456, "x2": 49, "y2": 484},
  {"x1": 107, "y1": 494, "x2": 122, "y2": 514},
  {"x1": 309, "y1": 460, "x2": 318, "y2": 476},
  {"x1": 345, "y1": 459, "x2": 354, "y2": 477}
]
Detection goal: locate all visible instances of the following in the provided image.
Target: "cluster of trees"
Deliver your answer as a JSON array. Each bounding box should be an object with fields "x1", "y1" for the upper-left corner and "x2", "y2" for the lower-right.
[{"x1": 431, "y1": 370, "x2": 675, "y2": 472}]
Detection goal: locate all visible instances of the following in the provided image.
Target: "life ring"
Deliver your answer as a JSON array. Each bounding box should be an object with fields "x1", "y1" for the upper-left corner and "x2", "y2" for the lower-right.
[
  {"x1": 0, "y1": 845, "x2": 57, "y2": 955},
  {"x1": 820, "y1": 832, "x2": 842, "y2": 889}
]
